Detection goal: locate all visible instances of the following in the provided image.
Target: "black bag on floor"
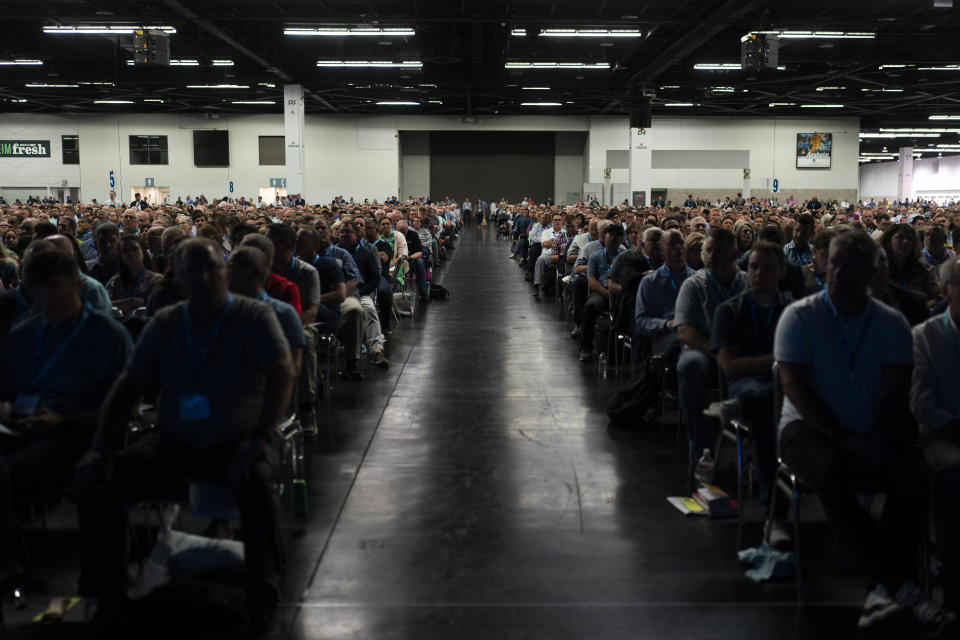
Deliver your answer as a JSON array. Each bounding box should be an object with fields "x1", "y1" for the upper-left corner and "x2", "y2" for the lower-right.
[
  {"x1": 606, "y1": 359, "x2": 662, "y2": 427},
  {"x1": 428, "y1": 283, "x2": 450, "y2": 299}
]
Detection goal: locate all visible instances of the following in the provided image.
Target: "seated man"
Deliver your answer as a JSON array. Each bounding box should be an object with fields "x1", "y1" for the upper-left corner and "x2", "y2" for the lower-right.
[
  {"x1": 634, "y1": 229, "x2": 695, "y2": 363},
  {"x1": 399, "y1": 221, "x2": 429, "y2": 300},
  {"x1": 775, "y1": 231, "x2": 946, "y2": 634},
  {"x1": 675, "y1": 228, "x2": 747, "y2": 456},
  {"x1": 578, "y1": 223, "x2": 625, "y2": 361},
  {"x1": 872, "y1": 248, "x2": 929, "y2": 327},
  {"x1": 367, "y1": 217, "x2": 395, "y2": 330},
  {"x1": 710, "y1": 242, "x2": 790, "y2": 545},
  {"x1": 784, "y1": 213, "x2": 816, "y2": 267},
  {"x1": 313, "y1": 219, "x2": 365, "y2": 379},
  {"x1": 911, "y1": 255, "x2": 960, "y2": 618},
  {"x1": 533, "y1": 213, "x2": 564, "y2": 297},
  {"x1": 338, "y1": 220, "x2": 388, "y2": 367},
  {"x1": 85, "y1": 223, "x2": 119, "y2": 285},
  {"x1": 77, "y1": 238, "x2": 294, "y2": 634},
  {"x1": 570, "y1": 219, "x2": 605, "y2": 338},
  {"x1": 0, "y1": 247, "x2": 131, "y2": 583}
]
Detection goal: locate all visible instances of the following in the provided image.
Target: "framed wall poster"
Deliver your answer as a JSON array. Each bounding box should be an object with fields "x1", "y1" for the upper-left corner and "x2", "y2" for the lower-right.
[{"x1": 796, "y1": 132, "x2": 832, "y2": 169}]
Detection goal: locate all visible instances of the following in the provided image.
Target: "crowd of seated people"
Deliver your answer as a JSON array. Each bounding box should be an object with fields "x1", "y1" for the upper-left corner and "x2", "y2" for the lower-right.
[
  {"x1": 0, "y1": 194, "x2": 463, "y2": 636},
  {"x1": 502, "y1": 194, "x2": 960, "y2": 637}
]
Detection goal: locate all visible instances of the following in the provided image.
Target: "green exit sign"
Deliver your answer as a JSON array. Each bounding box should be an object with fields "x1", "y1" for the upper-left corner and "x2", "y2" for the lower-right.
[{"x1": 269, "y1": 178, "x2": 286, "y2": 188}]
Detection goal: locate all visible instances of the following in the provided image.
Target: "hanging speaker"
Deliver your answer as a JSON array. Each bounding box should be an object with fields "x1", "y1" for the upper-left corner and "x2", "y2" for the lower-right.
[{"x1": 630, "y1": 97, "x2": 652, "y2": 129}]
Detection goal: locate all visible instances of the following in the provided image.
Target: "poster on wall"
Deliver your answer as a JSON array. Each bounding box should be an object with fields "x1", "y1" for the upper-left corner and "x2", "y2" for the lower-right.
[
  {"x1": 796, "y1": 132, "x2": 832, "y2": 169},
  {"x1": 632, "y1": 191, "x2": 646, "y2": 207}
]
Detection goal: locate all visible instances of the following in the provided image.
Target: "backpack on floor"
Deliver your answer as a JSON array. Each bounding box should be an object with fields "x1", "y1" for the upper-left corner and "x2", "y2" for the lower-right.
[
  {"x1": 606, "y1": 360, "x2": 662, "y2": 427},
  {"x1": 428, "y1": 283, "x2": 450, "y2": 300}
]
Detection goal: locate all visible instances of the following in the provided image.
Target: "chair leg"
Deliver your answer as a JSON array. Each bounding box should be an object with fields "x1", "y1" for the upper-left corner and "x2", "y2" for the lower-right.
[
  {"x1": 736, "y1": 430, "x2": 744, "y2": 550},
  {"x1": 792, "y1": 480, "x2": 804, "y2": 604}
]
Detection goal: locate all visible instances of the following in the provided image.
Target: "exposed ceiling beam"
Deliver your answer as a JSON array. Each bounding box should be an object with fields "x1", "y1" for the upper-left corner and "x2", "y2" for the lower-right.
[{"x1": 162, "y1": 0, "x2": 341, "y2": 112}]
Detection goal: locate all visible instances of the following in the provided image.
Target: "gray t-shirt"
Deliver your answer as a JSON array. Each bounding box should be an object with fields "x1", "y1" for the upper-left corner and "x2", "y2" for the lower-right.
[
  {"x1": 127, "y1": 295, "x2": 290, "y2": 447},
  {"x1": 774, "y1": 293, "x2": 912, "y2": 434},
  {"x1": 674, "y1": 268, "x2": 748, "y2": 342},
  {"x1": 281, "y1": 256, "x2": 320, "y2": 307}
]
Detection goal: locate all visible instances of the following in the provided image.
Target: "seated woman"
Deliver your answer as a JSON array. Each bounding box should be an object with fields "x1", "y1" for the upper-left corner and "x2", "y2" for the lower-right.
[
  {"x1": 882, "y1": 222, "x2": 940, "y2": 305},
  {"x1": 105, "y1": 235, "x2": 162, "y2": 316}
]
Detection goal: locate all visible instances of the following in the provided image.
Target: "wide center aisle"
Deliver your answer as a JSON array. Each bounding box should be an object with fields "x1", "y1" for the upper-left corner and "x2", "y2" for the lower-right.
[{"x1": 290, "y1": 226, "x2": 860, "y2": 639}]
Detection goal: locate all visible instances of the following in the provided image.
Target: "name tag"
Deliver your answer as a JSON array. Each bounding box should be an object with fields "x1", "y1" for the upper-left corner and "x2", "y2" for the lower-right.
[
  {"x1": 13, "y1": 394, "x2": 40, "y2": 416},
  {"x1": 180, "y1": 394, "x2": 212, "y2": 421}
]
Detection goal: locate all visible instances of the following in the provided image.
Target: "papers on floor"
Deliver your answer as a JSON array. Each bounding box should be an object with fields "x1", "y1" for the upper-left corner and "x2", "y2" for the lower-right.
[
  {"x1": 668, "y1": 485, "x2": 738, "y2": 518},
  {"x1": 667, "y1": 496, "x2": 707, "y2": 516}
]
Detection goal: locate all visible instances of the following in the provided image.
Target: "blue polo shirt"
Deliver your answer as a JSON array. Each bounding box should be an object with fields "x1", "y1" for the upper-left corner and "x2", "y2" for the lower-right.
[{"x1": 587, "y1": 247, "x2": 625, "y2": 288}]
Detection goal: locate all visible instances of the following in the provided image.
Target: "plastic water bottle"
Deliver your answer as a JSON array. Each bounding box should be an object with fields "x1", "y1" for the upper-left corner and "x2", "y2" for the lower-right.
[
  {"x1": 598, "y1": 352, "x2": 608, "y2": 378},
  {"x1": 694, "y1": 449, "x2": 715, "y2": 487}
]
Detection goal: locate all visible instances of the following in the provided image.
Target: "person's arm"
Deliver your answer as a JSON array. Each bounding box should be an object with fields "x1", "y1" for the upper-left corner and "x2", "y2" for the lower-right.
[
  {"x1": 778, "y1": 361, "x2": 845, "y2": 440},
  {"x1": 634, "y1": 278, "x2": 673, "y2": 336},
  {"x1": 300, "y1": 303, "x2": 318, "y2": 326},
  {"x1": 608, "y1": 279, "x2": 621, "y2": 295},
  {"x1": 588, "y1": 276, "x2": 608, "y2": 296},
  {"x1": 320, "y1": 281, "x2": 345, "y2": 306},
  {"x1": 344, "y1": 280, "x2": 359, "y2": 297},
  {"x1": 716, "y1": 347, "x2": 774, "y2": 380},
  {"x1": 676, "y1": 324, "x2": 710, "y2": 355},
  {"x1": 910, "y1": 330, "x2": 956, "y2": 432}
]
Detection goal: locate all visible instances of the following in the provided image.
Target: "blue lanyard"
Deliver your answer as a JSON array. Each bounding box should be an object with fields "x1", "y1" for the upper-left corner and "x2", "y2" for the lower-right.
[
  {"x1": 323, "y1": 244, "x2": 335, "y2": 257},
  {"x1": 260, "y1": 290, "x2": 270, "y2": 302},
  {"x1": 794, "y1": 246, "x2": 810, "y2": 264},
  {"x1": 36, "y1": 302, "x2": 92, "y2": 381},
  {"x1": 125, "y1": 268, "x2": 146, "y2": 298},
  {"x1": 747, "y1": 294, "x2": 776, "y2": 342},
  {"x1": 181, "y1": 294, "x2": 234, "y2": 376},
  {"x1": 821, "y1": 291, "x2": 873, "y2": 380},
  {"x1": 660, "y1": 265, "x2": 680, "y2": 291},
  {"x1": 814, "y1": 273, "x2": 825, "y2": 291},
  {"x1": 286, "y1": 255, "x2": 297, "y2": 279}
]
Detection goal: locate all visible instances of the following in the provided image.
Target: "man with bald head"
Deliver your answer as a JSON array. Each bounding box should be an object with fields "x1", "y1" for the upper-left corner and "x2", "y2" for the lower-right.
[{"x1": 46, "y1": 235, "x2": 112, "y2": 315}]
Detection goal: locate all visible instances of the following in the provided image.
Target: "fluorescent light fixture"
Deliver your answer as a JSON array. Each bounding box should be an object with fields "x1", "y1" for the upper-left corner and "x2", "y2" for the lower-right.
[
  {"x1": 815, "y1": 86, "x2": 846, "y2": 91},
  {"x1": 800, "y1": 104, "x2": 844, "y2": 108},
  {"x1": 659, "y1": 85, "x2": 680, "y2": 89},
  {"x1": 24, "y1": 83, "x2": 77, "y2": 88},
  {"x1": 917, "y1": 65, "x2": 960, "y2": 71},
  {"x1": 711, "y1": 86, "x2": 735, "y2": 92},
  {"x1": 511, "y1": 29, "x2": 527, "y2": 36},
  {"x1": 936, "y1": 144, "x2": 960, "y2": 148},
  {"x1": 694, "y1": 63, "x2": 741, "y2": 70},
  {"x1": 878, "y1": 64, "x2": 912, "y2": 69},
  {"x1": 212, "y1": 59, "x2": 234, "y2": 66},
  {"x1": 521, "y1": 86, "x2": 551, "y2": 90},
  {"x1": 284, "y1": 26, "x2": 414, "y2": 36},
  {"x1": 376, "y1": 101, "x2": 419, "y2": 106},
  {"x1": 505, "y1": 62, "x2": 610, "y2": 69},
  {"x1": 78, "y1": 82, "x2": 114, "y2": 86},
  {"x1": 860, "y1": 132, "x2": 941, "y2": 138},
  {"x1": 186, "y1": 83, "x2": 249, "y2": 89},
  {"x1": 317, "y1": 60, "x2": 422, "y2": 68},
  {"x1": 538, "y1": 28, "x2": 643, "y2": 38},
  {"x1": 93, "y1": 99, "x2": 133, "y2": 104},
  {"x1": 258, "y1": 82, "x2": 276, "y2": 88},
  {"x1": 930, "y1": 115, "x2": 960, "y2": 120},
  {"x1": 143, "y1": 99, "x2": 165, "y2": 103},
  {"x1": 861, "y1": 87, "x2": 904, "y2": 92},
  {"x1": 0, "y1": 59, "x2": 42, "y2": 66},
  {"x1": 232, "y1": 100, "x2": 275, "y2": 104},
  {"x1": 7, "y1": 99, "x2": 27, "y2": 103},
  {"x1": 768, "y1": 102, "x2": 797, "y2": 106},
  {"x1": 43, "y1": 25, "x2": 176, "y2": 35},
  {"x1": 427, "y1": 100, "x2": 443, "y2": 104},
  {"x1": 664, "y1": 102, "x2": 696, "y2": 106},
  {"x1": 521, "y1": 102, "x2": 562, "y2": 106},
  {"x1": 169, "y1": 59, "x2": 199, "y2": 66},
  {"x1": 880, "y1": 127, "x2": 960, "y2": 133},
  {"x1": 777, "y1": 30, "x2": 875, "y2": 39}
]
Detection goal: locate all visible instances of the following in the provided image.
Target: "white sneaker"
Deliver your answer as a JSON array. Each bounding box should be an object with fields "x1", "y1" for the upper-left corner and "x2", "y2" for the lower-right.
[
  {"x1": 703, "y1": 397, "x2": 743, "y2": 425},
  {"x1": 896, "y1": 581, "x2": 957, "y2": 638},
  {"x1": 859, "y1": 584, "x2": 906, "y2": 630}
]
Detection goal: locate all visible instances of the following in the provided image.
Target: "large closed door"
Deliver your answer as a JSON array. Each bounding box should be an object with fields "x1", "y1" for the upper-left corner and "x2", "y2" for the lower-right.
[{"x1": 429, "y1": 131, "x2": 555, "y2": 203}]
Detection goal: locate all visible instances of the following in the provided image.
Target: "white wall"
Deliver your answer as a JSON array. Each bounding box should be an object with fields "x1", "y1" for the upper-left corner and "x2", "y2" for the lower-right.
[
  {"x1": 398, "y1": 131, "x2": 430, "y2": 200},
  {"x1": 631, "y1": 116, "x2": 860, "y2": 203},
  {"x1": 0, "y1": 114, "x2": 80, "y2": 195},
  {"x1": 859, "y1": 155, "x2": 960, "y2": 202}
]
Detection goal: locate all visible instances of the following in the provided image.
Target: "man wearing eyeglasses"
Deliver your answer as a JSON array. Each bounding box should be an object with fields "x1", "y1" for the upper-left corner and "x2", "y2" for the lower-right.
[{"x1": 120, "y1": 209, "x2": 139, "y2": 236}]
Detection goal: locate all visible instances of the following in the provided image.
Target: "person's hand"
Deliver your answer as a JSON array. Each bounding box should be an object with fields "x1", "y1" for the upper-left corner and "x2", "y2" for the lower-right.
[
  {"x1": 15, "y1": 408, "x2": 63, "y2": 436},
  {"x1": 228, "y1": 437, "x2": 269, "y2": 486},
  {"x1": 667, "y1": 319, "x2": 676, "y2": 331},
  {"x1": 75, "y1": 449, "x2": 112, "y2": 496}
]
